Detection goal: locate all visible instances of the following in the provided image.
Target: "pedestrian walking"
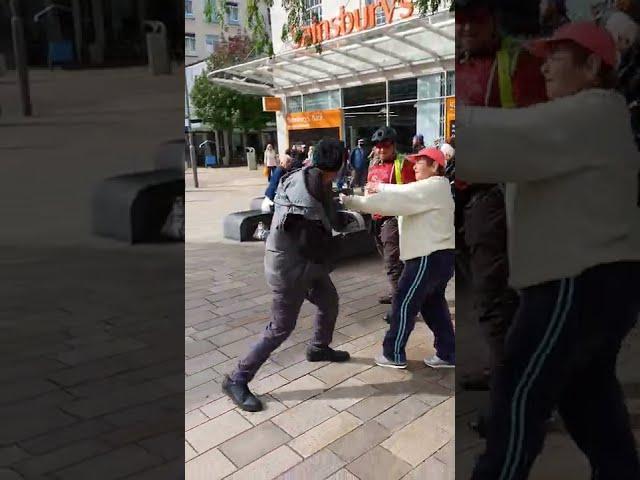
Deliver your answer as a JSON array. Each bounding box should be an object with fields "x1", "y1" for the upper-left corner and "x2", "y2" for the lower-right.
[
  {"x1": 264, "y1": 144, "x2": 278, "y2": 181},
  {"x1": 341, "y1": 147, "x2": 455, "y2": 369},
  {"x1": 458, "y1": 21, "x2": 640, "y2": 479},
  {"x1": 223, "y1": 139, "x2": 350, "y2": 412}
]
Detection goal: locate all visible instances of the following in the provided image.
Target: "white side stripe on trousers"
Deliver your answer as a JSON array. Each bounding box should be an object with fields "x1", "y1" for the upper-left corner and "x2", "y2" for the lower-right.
[
  {"x1": 499, "y1": 278, "x2": 575, "y2": 480},
  {"x1": 394, "y1": 256, "x2": 428, "y2": 364}
]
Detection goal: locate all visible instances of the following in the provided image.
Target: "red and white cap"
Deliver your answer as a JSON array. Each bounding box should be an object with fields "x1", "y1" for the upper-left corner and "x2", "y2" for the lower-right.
[
  {"x1": 527, "y1": 21, "x2": 618, "y2": 67},
  {"x1": 406, "y1": 147, "x2": 446, "y2": 167}
]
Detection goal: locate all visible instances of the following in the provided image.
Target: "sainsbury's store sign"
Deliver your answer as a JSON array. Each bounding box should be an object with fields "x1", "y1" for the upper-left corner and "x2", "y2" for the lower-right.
[{"x1": 295, "y1": 0, "x2": 414, "y2": 48}]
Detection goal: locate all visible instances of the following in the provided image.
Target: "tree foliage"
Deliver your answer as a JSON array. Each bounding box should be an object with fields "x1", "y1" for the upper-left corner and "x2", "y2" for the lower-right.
[{"x1": 191, "y1": 34, "x2": 272, "y2": 132}]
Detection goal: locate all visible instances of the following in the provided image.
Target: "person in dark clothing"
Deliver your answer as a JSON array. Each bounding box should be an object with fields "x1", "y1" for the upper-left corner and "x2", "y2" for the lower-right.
[
  {"x1": 411, "y1": 134, "x2": 425, "y2": 153},
  {"x1": 349, "y1": 139, "x2": 368, "y2": 190},
  {"x1": 264, "y1": 151, "x2": 293, "y2": 202},
  {"x1": 539, "y1": 0, "x2": 570, "y2": 35},
  {"x1": 223, "y1": 139, "x2": 350, "y2": 412}
]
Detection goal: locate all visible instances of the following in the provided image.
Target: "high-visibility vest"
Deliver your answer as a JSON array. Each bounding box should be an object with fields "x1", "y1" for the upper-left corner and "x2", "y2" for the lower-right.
[
  {"x1": 496, "y1": 36, "x2": 522, "y2": 108},
  {"x1": 394, "y1": 155, "x2": 405, "y2": 184}
]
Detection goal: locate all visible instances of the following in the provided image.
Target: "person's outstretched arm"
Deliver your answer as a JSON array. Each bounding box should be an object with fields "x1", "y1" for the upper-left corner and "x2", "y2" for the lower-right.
[
  {"x1": 342, "y1": 180, "x2": 438, "y2": 216},
  {"x1": 457, "y1": 90, "x2": 635, "y2": 183}
]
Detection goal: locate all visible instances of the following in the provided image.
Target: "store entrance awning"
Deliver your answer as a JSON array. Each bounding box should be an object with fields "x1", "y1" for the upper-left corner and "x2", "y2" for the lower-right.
[{"x1": 207, "y1": 12, "x2": 454, "y2": 96}]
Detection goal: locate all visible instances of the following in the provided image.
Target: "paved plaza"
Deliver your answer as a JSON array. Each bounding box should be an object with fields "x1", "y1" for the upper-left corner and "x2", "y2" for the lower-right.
[{"x1": 185, "y1": 167, "x2": 455, "y2": 479}]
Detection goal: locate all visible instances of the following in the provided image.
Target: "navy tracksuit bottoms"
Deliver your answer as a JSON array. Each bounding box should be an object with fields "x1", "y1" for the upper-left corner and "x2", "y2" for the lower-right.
[
  {"x1": 472, "y1": 261, "x2": 640, "y2": 480},
  {"x1": 383, "y1": 249, "x2": 455, "y2": 364}
]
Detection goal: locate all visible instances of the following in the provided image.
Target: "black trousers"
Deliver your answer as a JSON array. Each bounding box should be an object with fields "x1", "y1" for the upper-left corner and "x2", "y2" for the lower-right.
[
  {"x1": 464, "y1": 187, "x2": 519, "y2": 371},
  {"x1": 373, "y1": 217, "x2": 404, "y2": 297},
  {"x1": 472, "y1": 261, "x2": 640, "y2": 480},
  {"x1": 231, "y1": 271, "x2": 339, "y2": 385}
]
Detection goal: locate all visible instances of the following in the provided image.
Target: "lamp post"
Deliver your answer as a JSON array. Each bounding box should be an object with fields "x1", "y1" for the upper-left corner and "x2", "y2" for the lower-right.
[
  {"x1": 185, "y1": 83, "x2": 199, "y2": 188},
  {"x1": 10, "y1": 0, "x2": 32, "y2": 116}
]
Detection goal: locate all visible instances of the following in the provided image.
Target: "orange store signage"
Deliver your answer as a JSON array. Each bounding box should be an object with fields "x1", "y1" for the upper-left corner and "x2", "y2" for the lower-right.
[
  {"x1": 286, "y1": 109, "x2": 342, "y2": 130},
  {"x1": 262, "y1": 96, "x2": 282, "y2": 112},
  {"x1": 295, "y1": 0, "x2": 414, "y2": 48},
  {"x1": 445, "y1": 97, "x2": 455, "y2": 140}
]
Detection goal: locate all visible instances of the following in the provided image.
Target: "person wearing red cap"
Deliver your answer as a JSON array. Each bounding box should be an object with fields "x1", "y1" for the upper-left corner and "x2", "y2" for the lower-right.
[
  {"x1": 340, "y1": 148, "x2": 455, "y2": 369},
  {"x1": 458, "y1": 21, "x2": 640, "y2": 479}
]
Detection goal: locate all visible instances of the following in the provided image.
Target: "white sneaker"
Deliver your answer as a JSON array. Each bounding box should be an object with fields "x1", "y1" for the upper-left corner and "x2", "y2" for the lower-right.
[
  {"x1": 424, "y1": 355, "x2": 455, "y2": 369},
  {"x1": 375, "y1": 354, "x2": 407, "y2": 369}
]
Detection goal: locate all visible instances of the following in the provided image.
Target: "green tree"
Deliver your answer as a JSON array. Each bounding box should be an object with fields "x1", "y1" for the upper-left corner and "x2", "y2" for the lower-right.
[{"x1": 190, "y1": 33, "x2": 273, "y2": 164}]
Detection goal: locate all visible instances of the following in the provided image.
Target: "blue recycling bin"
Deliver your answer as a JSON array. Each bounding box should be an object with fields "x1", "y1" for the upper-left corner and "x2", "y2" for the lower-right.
[
  {"x1": 48, "y1": 40, "x2": 74, "y2": 67},
  {"x1": 205, "y1": 155, "x2": 217, "y2": 167}
]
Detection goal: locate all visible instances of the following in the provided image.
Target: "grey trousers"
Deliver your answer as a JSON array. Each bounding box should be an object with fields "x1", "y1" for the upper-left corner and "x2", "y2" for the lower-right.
[{"x1": 230, "y1": 270, "x2": 339, "y2": 384}]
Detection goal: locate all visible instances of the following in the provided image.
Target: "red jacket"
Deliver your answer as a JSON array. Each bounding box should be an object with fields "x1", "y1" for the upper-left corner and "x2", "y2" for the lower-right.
[
  {"x1": 456, "y1": 46, "x2": 547, "y2": 191},
  {"x1": 367, "y1": 155, "x2": 415, "y2": 220}
]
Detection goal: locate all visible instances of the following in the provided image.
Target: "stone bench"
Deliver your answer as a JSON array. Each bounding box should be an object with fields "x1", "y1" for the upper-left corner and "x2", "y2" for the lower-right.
[{"x1": 92, "y1": 169, "x2": 183, "y2": 243}]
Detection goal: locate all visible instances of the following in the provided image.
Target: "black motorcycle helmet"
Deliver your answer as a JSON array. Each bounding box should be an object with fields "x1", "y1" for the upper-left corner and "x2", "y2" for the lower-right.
[{"x1": 371, "y1": 126, "x2": 397, "y2": 144}]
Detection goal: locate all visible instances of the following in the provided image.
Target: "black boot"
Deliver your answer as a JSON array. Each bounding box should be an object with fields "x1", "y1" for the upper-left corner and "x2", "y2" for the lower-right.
[
  {"x1": 306, "y1": 346, "x2": 350, "y2": 362},
  {"x1": 222, "y1": 375, "x2": 263, "y2": 412}
]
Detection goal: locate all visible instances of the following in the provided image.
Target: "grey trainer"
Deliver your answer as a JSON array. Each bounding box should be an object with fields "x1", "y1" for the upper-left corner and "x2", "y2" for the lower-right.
[
  {"x1": 424, "y1": 355, "x2": 455, "y2": 369},
  {"x1": 375, "y1": 354, "x2": 407, "y2": 369}
]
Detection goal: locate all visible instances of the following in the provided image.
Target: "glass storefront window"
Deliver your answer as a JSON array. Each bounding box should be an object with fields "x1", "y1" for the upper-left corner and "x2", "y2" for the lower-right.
[
  {"x1": 344, "y1": 105, "x2": 387, "y2": 149},
  {"x1": 389, "y1": 78, "x2": 417, "y2": 103},
  {"x1": 287, "y1": 95, "x2": 303, "y2": 113},
  {"x1": 418, "y1": 73, "x2": 443, "y2": 100},
  {"x1": 343, "y1": 82, "x2": 386, "y2": 107},
  {"x1": 303, "y1": 90, "x2": 340, "y2": 111},
  {"x1": 446, "y1": 71, "x2": 455, "y2": 96},
  {"x1": 389, "y1": 103, "x2": 419, "y2": 154},
  {"x1": 416, "y1": 99, "x2": 442, "y2": 146}
]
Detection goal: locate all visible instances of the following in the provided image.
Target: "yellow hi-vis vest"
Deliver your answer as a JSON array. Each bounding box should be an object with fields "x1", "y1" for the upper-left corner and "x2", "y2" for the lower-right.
[
  {"x1": 394, "y1": 155, "x2": 405, "y2": 184},
  {"x1": 496, "y1": 37, "x2": 522, "y2": 108}
]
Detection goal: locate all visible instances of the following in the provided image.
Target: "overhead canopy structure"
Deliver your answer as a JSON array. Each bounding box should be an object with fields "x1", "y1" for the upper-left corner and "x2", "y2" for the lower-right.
[{"x1": 207, "y1": 12, "x2": 454, "y2": 96}]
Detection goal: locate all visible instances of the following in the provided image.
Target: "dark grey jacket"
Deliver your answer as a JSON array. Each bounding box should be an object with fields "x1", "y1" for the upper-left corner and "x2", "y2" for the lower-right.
[{"x1": 264, "y1": 167, "x2": 336, "y2": 290}]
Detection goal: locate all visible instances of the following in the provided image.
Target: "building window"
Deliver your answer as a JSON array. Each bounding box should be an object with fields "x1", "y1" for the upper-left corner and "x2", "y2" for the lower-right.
[
  {"x1": 203, "y1": 0, "x2": 218, "y2": 23},
  {"x1": 305, "y1": 0, "x2": 322, "y2": 22},
  {"x1": 303, "y1": 90, "x2": 341, "y2": 111},
  {"x1": 366, "y1": 0, "x2": 386, "y2": 26},
  {"x1": 205, "y1": 35, "x2": 219, "y2": 54},
  {"x1": 389, "y1": 78, "x2": 418, "y2": 103},
  {"x1": 446, "y1": 70, "x2": 455, "y2": 96},
  {"x1": 287, "y1": 95, "x2": 303, "y2": 113},
  {"x1": 185, "y1": 0, "x2": 193, "y2": 17},
  {"x1": 185, "y1": 33, "x2": 196, "y2": 56},
  {"x1": 227, "y1": 2, "x2": 239, "y2": 24},
  {"x1": 343, "y1": 82, "x2": 386, "y2": 107}
]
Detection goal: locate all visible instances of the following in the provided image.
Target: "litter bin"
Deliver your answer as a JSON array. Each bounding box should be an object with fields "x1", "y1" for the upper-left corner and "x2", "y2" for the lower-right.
[
  {"x1": 144, "y1": 21, "x2": 170, "y2": 75},
  {"x1": 246, "y1": 147, "x2": 257, "y2": 171}
]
